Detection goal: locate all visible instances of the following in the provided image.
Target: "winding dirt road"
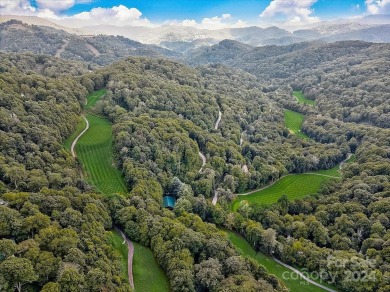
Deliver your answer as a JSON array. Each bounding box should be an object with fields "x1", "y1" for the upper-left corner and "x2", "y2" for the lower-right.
[
  {"x1": 214, "y1": 110, "x2": 222, "y2": 130},
  {"x1": 240, "y1": 130, "x2": 246, "y2": 147},
  {"x1": 339, "y1": 153, "x2": 352, "y2": 169},
  {"x1": 115, "y1": 227, "x2": 135, "y2": 289},
  {"x1": 272, "y1": 256, "x2": 337, "y2": 292},
  {"x1": 70, "y1": 115, "x2": 89, "y2": 158},
  {"x1": 55, "y1": 40, "x2": 69, "y2": 58},
  {"x1": 212, "y1": 191, "x2": 218, "y2": 205},
  {"x1": 198, "y1": 151, "x2": 206, "y2": 173}
]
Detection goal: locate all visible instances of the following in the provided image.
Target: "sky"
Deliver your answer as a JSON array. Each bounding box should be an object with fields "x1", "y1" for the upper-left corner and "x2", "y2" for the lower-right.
[{"x1": 1, "y1": 0, "x2": 390, "y2": 28}]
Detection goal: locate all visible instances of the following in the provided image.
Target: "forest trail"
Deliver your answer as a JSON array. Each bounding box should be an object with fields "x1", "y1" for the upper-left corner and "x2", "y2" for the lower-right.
[
  {"x1": 271, "y1": 256, "x2": 337, "y2": 292},
  {"x1": 198, "y1": 151, "x2": 206, "y2": 173},
  {"x1": 70, "y1": 115, "x2": 89, "y2": 158},
  {"x1": 240, "y1": 130, "x2": 246, "y2": 147},
  {"x1": 55, "y1": 40, "x2": 69, "y2": 58},
  {"x1": 214, "y1": 110, "x2": 222, "y2": 130},
  {"x1": 86, "y1": 43, "x2": 101, "y2": 57},
  {"x1": 115, "y1": 227, "x2": 135, "y2": 289},
  {"x1": 212, "y1": 191, "x2": 218, "y2": 205},
  {"x1": 339, "y1": 153, "x2": 352, "y2": 169}
]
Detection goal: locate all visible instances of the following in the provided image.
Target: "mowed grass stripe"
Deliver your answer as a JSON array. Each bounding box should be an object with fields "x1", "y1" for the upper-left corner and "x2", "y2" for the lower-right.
[
  {"x1": 293, "y1": 90, "x2": 316, "y2": 106},
  {"x1": 284, "y1": 109, "x2": 309, "y2": 139},
  {"x1": 232, "y1": 168, "x2": 342, "y2": 210},
  {"x1": 76, "y1": 114, "x2": 127, "y2": 195},
  {"x1": 226, "y1": 230, "x2": 332, "y2": 292}
]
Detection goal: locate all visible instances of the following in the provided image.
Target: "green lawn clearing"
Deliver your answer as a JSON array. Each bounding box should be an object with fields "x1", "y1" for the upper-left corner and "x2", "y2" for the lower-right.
[
  {"x1": 232, "y1": 167, "x2": 341, "y2": 211},
  {"x1": 133, "y1": 242, "x2": 170, "y2": 292},
  {"x1": 85, "y1": 89, "x2": 107, "y2": 110},
  {"x1": 293, "y1": 90, "x2": 316, "y2": 106},
  {"x1": 284, "y1": 109, "x2": 309, "y2": 139},
  {"x1": 109, "y1": 230, "x2": 129, "y2": 281},
  {"x1": 226, "y1": 230, "x2": 334, "y2": 292},
  {"x1": 75, "y1": 114, "x2": 127, "y2": 195}
]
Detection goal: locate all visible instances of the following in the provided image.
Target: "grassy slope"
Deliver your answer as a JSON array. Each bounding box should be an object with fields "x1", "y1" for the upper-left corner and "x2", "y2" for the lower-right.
[
  {"x1": 76, "y1": 114, "x2": 127, "y2": 195},
  {"x1": 109, "y1": 230, "x2": 129, "y2": 281},
  {"x1": 65, "y1": 90, "x2": 169, "y2": 291},
  {"x1": 232, "y1": 166, "x2": 341, "y2": 210},
  {"x1": 133, "y1": 242, "x2": 170, "y2": 292},
  {"x1": 227, "y1": 230, "x2": 333, "y2": 292},
  {"x1": 293, "y1": 90, "x2": 316, "y2": 106},
  {"x1": 85, "y1": 89, "x2": 107, "y2": 109},
  {"x1": 284, "y1": 109, "x2": 309, "y2": 139}
]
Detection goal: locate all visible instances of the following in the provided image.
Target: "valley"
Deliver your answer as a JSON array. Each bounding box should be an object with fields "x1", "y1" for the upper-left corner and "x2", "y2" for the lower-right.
[{"x1": 0, "y1": 9, "x2": 389, "y2": 292}]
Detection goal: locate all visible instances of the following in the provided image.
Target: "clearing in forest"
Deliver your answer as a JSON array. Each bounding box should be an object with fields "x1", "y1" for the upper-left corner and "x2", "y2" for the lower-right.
[
  {"x1": 75, "y1": 114, "x2": 127, "y2": 195},
  {"x1": 293, "y1": 90, "x2": 316, "y2": 106},
  {"x1": 284, "y1": 109, "x2": 309, "y2": 139},
  {"x1": 132, "y1": 242, "x2": 171, "y2": 292},
  {"x1": 227, "y1": 230, "x2": 336, "y2": 292},
  {"x1": 232, "y1": 165, "x2": 341, "y2": 211}
]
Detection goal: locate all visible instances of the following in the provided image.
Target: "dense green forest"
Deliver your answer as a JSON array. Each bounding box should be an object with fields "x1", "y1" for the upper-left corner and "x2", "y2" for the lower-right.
[{"x1": 0, "y1": 35, "x2": 389, "y2": 292}]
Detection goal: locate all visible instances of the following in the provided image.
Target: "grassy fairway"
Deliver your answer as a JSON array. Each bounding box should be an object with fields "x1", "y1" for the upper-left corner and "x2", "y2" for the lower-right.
[
  {"x1": 226, "y1": 230, "x2": 331, "y2": 292},
  {"x1": 109, "y1": 230, "x2": 129, "y2": 281},
  {"x1": 284, "y1": 109, "x2": 309, "y2": 139},
  {"x1": 232, "y1": 167, "x2": 341, "y2": 211},
  {"x1": 85, "y1": 89, "x2": 107, "y2": 109},
  {"x1": 133, "y1": 242, "x2": 170, "y2": 292},
  {"x1": 293, "y1": 90, "x2": 316, "y2": 106},
  {"x1": 76, "y1": 114, "x2": 127, "y2": 195}
]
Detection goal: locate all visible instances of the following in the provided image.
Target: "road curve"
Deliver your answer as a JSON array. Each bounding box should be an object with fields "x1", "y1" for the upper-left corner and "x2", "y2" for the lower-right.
[
  {"x1": 198, "y1": 151, "x2": 206, "y2": 173},
  {"x1": 212, "y1": 191, "x2": 218, "y2": 205},
  {"x1": 214, "y1": 110, "x2": 222, "y2": 130},
  {"x1": 339, "y1": 153, "x2": 352, "y2": 169},
  {"x1": 272, "y1": 256, "x2": 337, "y2": 292},
  {"x1": 114, "y1": 227, "x2": 135, "y2": 289},
  {"x1": 240, "y1": 130, "x2": 246, "y2": 147},
  {"x1": 71, "y1": 115, "x2": 89, "y2": 158}
]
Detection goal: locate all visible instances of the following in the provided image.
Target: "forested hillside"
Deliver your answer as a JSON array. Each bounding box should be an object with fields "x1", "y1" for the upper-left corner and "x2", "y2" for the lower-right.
[
  {"x1": 0, "y1": 36, "x2": 389, "y2": 292},
  {"x1": 187, "y1": 40, "x2": 390, "y2": 128},
  {"x1": 0, "y1": 20, "x2": 180, "y2": 66}
]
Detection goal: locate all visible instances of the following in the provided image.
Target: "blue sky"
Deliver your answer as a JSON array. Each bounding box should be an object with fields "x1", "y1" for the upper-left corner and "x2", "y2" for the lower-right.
[
  {"x1": 3, "y1": 0, "x2": 389, "y2": 28},
  {"x1": 62, "y1": 0, "x2": 366, "y2": 22}
]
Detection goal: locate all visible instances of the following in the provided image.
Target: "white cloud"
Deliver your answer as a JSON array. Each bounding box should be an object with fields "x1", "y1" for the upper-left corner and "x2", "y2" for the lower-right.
[
  {"x1": 260, "y1": 0, "x2": 320, "y2": 24},
  {"x1": 36, "y1": 0, "x2": 75, "y2": 12},
  {"x1": 68, "y1": 5, "x2": 151, "y2": 26},
  {"x1": 165, "y1": 14, "x2": 247, "y2": 30},
  {"x1": 0, "y1": 0, "x2": 36, "y2": 15},
  {"x1": 365, "y1": 0, "x2": 390, "y2": 14},
  {"x1": 35, "y1": 0, "x2": 92, "y2": 12}
]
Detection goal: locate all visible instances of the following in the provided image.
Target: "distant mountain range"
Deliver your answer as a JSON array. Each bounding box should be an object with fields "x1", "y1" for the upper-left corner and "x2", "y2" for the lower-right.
[
  {"x1": 0, "y1": 19, "x2": 180, "y2": 65},
  {"x1": 0, "y1": 14, "x2": 389, "y2": 57}
]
